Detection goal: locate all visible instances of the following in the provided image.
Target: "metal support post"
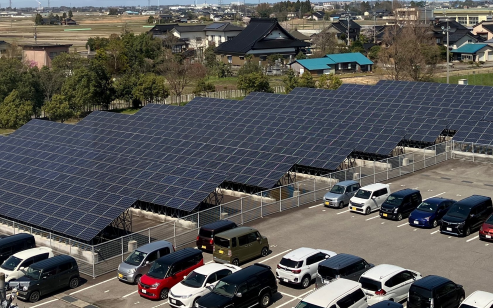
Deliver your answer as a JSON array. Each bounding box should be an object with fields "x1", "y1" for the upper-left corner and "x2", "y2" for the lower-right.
[
  {"x1": 173, "y1": 221, "x2": 176, "y2": 248},
  {"x1": 373, "y1": 161, "x2": 376, "y2": 183},
  {"x1": 435, "y1": 145, "x2": 437, "y2": 165},
  {"x1": 121, "y1": 238, "x2": 124, "y2": 262},
  {"x1": 359, "y1": 165, "x2": 362, "y2": 185},
  {"x1": 413, "y1": 153, "x2": 415, "y2": 172},
  {"x1": 472, "y1": 143, "x2": 475, "y2": 162},
  {"x1": 279, "y1": 187, "x2": 282, "y2": 213},
  {"x1": 240, "y1": 198, "x2": 244, "y2": 225},
  {"x1": 148, "y1": 228, "x2": 151, "y2": 243},
  {"x1": 260, "y1": 196, "x2": 263, "y2": 218},
  {"x1": 424, "y1": 147, "x2": 426, "y2": 167},
  {"x1": 313, "y1": 179, "x2": 316, "y2": 201},
  {"x1": 92, "y1": 246, "x2": 96, "y2": 279},
  {"x1": 386, "y1": 159, "x2": 389, "y2": 180}
]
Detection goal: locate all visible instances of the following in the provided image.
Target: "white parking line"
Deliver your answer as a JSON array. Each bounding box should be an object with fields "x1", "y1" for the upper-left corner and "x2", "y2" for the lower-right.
[
  {"x1": 431, "y1": 230, "x2": 440, "y2": 234},
  {"x1": 298, "y1": 289, "x2": 315, "y2": 298},
  {"x1": 366, "y1": 215, "x2": 380, "y2": 221},
  {"x1": 466, "y1": 235, "x2": 479, "y2": 242},
  {"x1": 259, "y1": 249, "x2": 292, "y2": 263},
  {"x1": 69, "y1": 277, "x2": 117, "y2": 295},
  {"x1": 151, "y1": 303, "x2": 170, "y2": 308},
  {"x1": 275, "y1": 297, "x2": 300, "y2": 308},
  {"x1": 279, "y1": 292, "x2": 297, "y2": 298},
  {"x1": 206, "y1": 260, "x2": 213, "y2": 264},
  {"x1": 123, "y1": 290, "x2": 138, "y2": 298},
  {"x1": 31, "y1": 299, "x2": 59, "y2": 308},
  {"x1": 397, "y1": 223, "x2": 408, "y2": 228},
  {"x1": 425, "y1": 192, "x2": 446, "y2": 199},
  {"x1": 309, "y1": 204, "x2": 323, "y2": 209},
  {"x1": 336, "y1": 210, "x2": 350, "y2": 215}
]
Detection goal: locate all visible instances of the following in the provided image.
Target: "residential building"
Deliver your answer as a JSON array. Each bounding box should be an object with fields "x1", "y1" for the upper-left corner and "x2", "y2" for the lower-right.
[
  {"x1": 451, "y1": 43, "x2": 493, "y2": 61},
  {"x1": 434, "y1": 8, "x2": 492, "y2": 27},
  {"x1": 324, "y1": 19, "x2": 361, "y2": 44},
  {"x1": 289, "y1": 30, "x2": 312, "y2": 43},
  {"x1": 215, "y1": 18, "x2": 308, "y2": 66},
  {"x1": 158, "y1": 14, "x2": 174, "y2": 23},
  {"x1": 61, "y1": 18, "x2": 76, "y2": 25},
  {"x1": 433, "y1": 20, "x2": 483, "y2": 49},
  {"x1": 21, "y1": 43, "x2": 72, "y2": 68},
  {"x1": 290, "y1": 52, "x2": 373, "y2": 76},
  {"x1": 171, "y1": 22, "x2": 243, "y2": 51},
  {"x1": 310, "y1": 11, "x2": 325, "y2": 21},
  {"x1": 472, "y1": 20, "x2": 493, "y2": 40},
  {"x1": 0, "y1": 41, "x2": 10, "y2": 57},
  {"x1": 395, "y1": 7, "x2": 433, "y2": 22},
  {"x1": 149, "y1": 24, "x2": 179, "y2": 38}
]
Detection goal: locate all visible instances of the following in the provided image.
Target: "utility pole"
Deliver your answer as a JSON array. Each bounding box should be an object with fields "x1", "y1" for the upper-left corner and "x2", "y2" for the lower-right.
[
  {"x1": 373, "y1": 13, "x2": 376, "y2": 43},
  {"x1": 342, "y1": 11, "x2": 351, "y2": 46},
  {"x1": 442, "y1": 17, "x2": 450, "y2": 84}
]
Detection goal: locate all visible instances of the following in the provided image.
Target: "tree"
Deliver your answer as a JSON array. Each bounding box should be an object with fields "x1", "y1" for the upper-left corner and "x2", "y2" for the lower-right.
[
  {"x1": 282, "y1": 69, "x2": 299, "y2": 93},
  {"x1": 318, "y1": 73, "x2": 342, "y2": 90},
  {"x1": 237, "y1": 72, "x2": 273, "y2": 94},
  {"x1": 298, "y1": 71, "x2": 316, "y2": 88},
  {"x1": 256, "y1": 3, "x2": 273, "y2": 17},
  {"x1": 0, "y1": 90, "x2": 33, "y2": 129},
  {"x1": 193, "y1": 78, "x2": 216, "y2": 96},
  {"x1": 51, "y1": 52, "x2": 89, "y2": 72},
  {"x1": 62, "y1": 12, "x2": 67, "y2": 19},
  {"x1": 43, "y1": 94, "x2": 73, "y2": 123},
  {"x1": 148, "y1": 16, "x2": 155, "y2": 24},
  {"x1": 368, "y1": 45, "x2": 381, "y2": 61},
  {"x1": 114, "y1": 73, "x2": 138, "y2": 106},
  {"x1": 68, "y1": 9, "x2": 73, "y2": 18},
  {"x1": 102, "y1": 34, "x2": 128, "y2": 74},
  {"x1": 312, "y1": 31, "x2": 339, "y2": 55},
  {"x1": 61, "y1": 68, "x2": 93, "y2": 118},
  {"x1": 295, "y1": 51, "x2": 307, "y2": 60},
  {"x1": 158, "y1": 56, "x2": 207, "y2": 97},
  {"x1": 34, "y1": 13, "x2": 43, "y2": 25},
  {"x1": 132, "y1": 73, "x2": 169, "y2": 104},
  {"x1": 39, "y1": 66, "x2": 65, "y2": 103},
  {"x1": 238, "y1": 58, "x2": 262, "y2": 76},
  {"x1": 86, "y1": 37, "x2": 110, "y2": 51},
  {"x1": 108, "y1": 8, "x2": 118, "y2": 15},
  {"x1": 267, "y1": 53, "x2": 283, "y2": 66}
]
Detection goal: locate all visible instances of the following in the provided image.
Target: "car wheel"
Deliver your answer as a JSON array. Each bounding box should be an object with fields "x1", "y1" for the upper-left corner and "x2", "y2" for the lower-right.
[
  {"x1": 29, "y1": 291, "x2": 40, "y2": 303},
  {"x1": 232, "y1": 258, "x2": 240, "y2": 266},
  {"x1": 365, "y1": 207, "x2": 371, "y2": 215},
  {"x1": 259, "y1": 292, "x2": 271, "y2": 308},
  {"x1": 464, "y1": 227, "x2": 471, "y2": 237},
  {"x1": 193, "y1": 297, "x2": 200, "y2": 308},
  {"x1": 339, "y1": 201, "x2": 344, "y2": 209},
  {"x1": 397, "y1": 213, "x2": 403, "y2": 221},
  {"x1": 261, "y1": 247, "x2": 269, "y2": 257},
  {"x1": 301, "y1": 275, "x2": 311, "y2": 289},
  {"x1": 160, "y1": 288, "x2": 169, "y2": 300},
  {"x1": 432, "y1": 220, "x2": 438, "y2": 228},
  {"x1": 134, "y1": 275, "x2": 142, "y2": 285},
  {"x1": 69, "y1": 277, "x2": 79, "y2": 289}
]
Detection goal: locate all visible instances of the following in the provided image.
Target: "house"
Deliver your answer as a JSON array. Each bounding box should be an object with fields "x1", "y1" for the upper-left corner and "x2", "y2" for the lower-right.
[
  {"x1": 289, "y1": 30, "x2": 311, "y2": 43},
  {"x1": 41, "y1": 18, "x2": 61, "y2": 25},
  {"x1": 472, "y1": 21, "x2": 493, "y2": 40},
  {"x1": 433, "y1": 20, "x2": 484, "y2": 49},
  {"x1": 451, "y1": 43, "x2": 493, "y2": 61},
  {"x1": 0, "y1": 41, "x2": 10, "y2": 57},
  {"x1": 158, "y1": 14, "x2": 173, "y2": 23},
  {"x1": 21, "y1": 43, "x2": 72, "y2": 69},
  {"x1": 148, "y1": 24, "x2": 179, "y2": 38},
  {"x1": 324, "y1": 19, "x2": 361, "y2": 44},
  {"x1": 61, "y1": 18, "x2": 76, "y2": 25},
  {"x1": 434, "y1": 8, "x2": 492, "y2": 27},
  {"x1": 290, "y1": 52, "x2": 373, "y2": 76},
  {"x1": 394, "y1": 7, "x2": 433, "y2": 23},
  {"x1": 311, "y1": 11, "x2": 325, "y2": 21},
  {"x1": 215, "y1": 18, "x2": 308, "y2": 66},
  {"x1": 171, "y1": 22, "x2": 243, "y2": 51}
]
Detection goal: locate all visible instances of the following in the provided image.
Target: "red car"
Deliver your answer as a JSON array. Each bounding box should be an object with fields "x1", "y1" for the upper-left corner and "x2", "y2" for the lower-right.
[
  {"x1": 479, "y1": 214, "x2": 493, "y2": 241},
  {"x1": 138, "y1": 248, "x2": 203, "y2": 300}
]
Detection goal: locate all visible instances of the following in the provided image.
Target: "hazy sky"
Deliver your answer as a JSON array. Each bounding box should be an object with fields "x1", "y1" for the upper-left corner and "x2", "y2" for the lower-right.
[{"x1": 6, "y1": 0, "x2": 247, "y2": 9}]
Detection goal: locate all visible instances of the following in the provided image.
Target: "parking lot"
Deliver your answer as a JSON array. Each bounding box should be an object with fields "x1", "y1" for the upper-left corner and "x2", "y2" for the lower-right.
[{"x1": 14, "y1": 159, "x2": 493, "y2": 308}]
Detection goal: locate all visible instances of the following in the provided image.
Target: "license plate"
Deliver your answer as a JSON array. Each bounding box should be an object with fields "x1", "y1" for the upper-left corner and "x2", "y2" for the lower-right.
[
  {"x1": 141, "y1": 289, "x2": 147, "y2": 294},
  {"x1": 325, "y1": 201, "x2": 329, "y2": 205},
  {"x1": 219, "y1": 250, "x2": 224, "y2": 254},
  {"x1": 414, "y1": 220, "x2": 419, "y2": 225},
  {"x1": 283, "y1": 279, "x2": 288, "y2": 282},
  {"x1": 383, "y1": 213, "x2": 388, "y2": 217},
  {"x1": 118, "y1": 273, "x2": 123, "y2": 278},
  {"x1": 171, "y1": 299, "x2": 176, "y2": 304},
  {"x1": 486, "y1": 235, "x2": 491, "y2": 239},
  {"x1": 352, "y1": 207, "x2": 357, "y2": 211},
  {"x1": 447, "y1": 227, "x2": 452, "y2": 231},
  {"x1": 202, "y1": 245, "x2": 206, "y2": 249}
]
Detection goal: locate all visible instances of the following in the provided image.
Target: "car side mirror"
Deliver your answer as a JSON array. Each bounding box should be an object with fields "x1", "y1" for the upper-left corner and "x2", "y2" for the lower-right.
[
  {"x1": 325, "y1": 255, "x2": 330, "y2": 259},
  {"x1": 470, "y1": 214, "x2": 475, "y2": 218},
  {"x1": 19, "y1": 267, "x2": 25, "y2": 271},
  {"x1": 145, "y1": 261, "x2": 150, "y2": 265},
  {"x1": 206, "y1": 283, "x2": 213, "y2": 289},
  {"x1": 257, "y1": 237, "x2": 261, "y2": 242},
  {"x1": 42, "y1": 276, "x2": 47, "y2": 279},
  {"x1": 236, "y1": 292, "x2": 242, "y2": 297}
]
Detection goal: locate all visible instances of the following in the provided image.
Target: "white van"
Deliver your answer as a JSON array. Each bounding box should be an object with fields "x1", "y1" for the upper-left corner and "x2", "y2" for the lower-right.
[
  {"x1": 294, "y1": 278, "x2": 368, "y2": 308},
  {"x1": 349, "y1": 183, "x2": 391, "y2": 215},
  {"x1": 460, "y1": 291, "x2": 493, "y2": 308},
  {"x1": 0, "y1": 247, "x2": 53, "y2": 282}
]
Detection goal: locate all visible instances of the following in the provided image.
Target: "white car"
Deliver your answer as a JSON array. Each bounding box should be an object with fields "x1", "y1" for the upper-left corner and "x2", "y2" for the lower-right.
[
  {"x1": 359, "y1": 264, "x2": 421, "y2": 305},
  {"x1": 168, "y1": 263, "x2": 241, "y2": 308},
  {"x1": 295, "y1": 279, "x2": 368, "y2": 308},
  {"x1": 276, "y1": 247, "x2": 336, "y2": 289},
  {"x1": 350, "y1": 183, "x2": 391, "y2": 215},
  {"x1": 460, "y1": 291, "x2": 493, "y2": 308},
  {"x1": 0, "y1": 247, "x2": 53, "y2": 282}
]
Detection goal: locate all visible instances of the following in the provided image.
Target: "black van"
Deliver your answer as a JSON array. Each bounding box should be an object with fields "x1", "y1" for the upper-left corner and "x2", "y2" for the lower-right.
[
  {"x1": 380, "y1": 189, "x2": 422, "y2": 221},
  {"x1": 315, "y1": 253, "x2": 374, "y2": 288},
  {"x1": 440, "y1": 195, "x2": 493, "y2": 237},
  {"x1": 196, "y1": 263, "x2": 277, "y2": 308},
  {"x1": 0, "y1": 233, "x2": 35, "y2": 264},
  {"x1": 196, "y1": 220, "x2": 237, "y2": 252},
  {"x1": 12, "y1": 255, "x2": 79, "y2": 303},
  {"x1": 408, "y1": 275, "x2": 464, "y2": 308}
]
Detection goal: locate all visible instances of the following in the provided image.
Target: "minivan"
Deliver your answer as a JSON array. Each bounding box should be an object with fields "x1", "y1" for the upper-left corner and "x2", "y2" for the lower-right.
[
  {"x1": 11, "y1": 255, "x2": 79, "y2": 303},
  {"x1": 380, "y1": 189, "x2": 422, "y2": 221},
  {"x1": 295, "y1": 278, "x2": 368, "y2": 308},
  {"x1": 350, "y1": 183, "x2": 391, "y2": 215},
  {"x1": 316, "y1": 253, "x2": 374, "y2": 288},
  {"x1": 324, "y1": 180, "x2": 361, "y2": 208},
  {"x1": 118, "y1": 240, "x2": 174, "y2": 284},
  {"x1": 407, "y1": 275, "x2": 464, "y2": 308},
  {"x1": 0, "y1": 233, "x2": 35, "y2": 264},
  {"x1": 213, "y1": 227, "x2": 269, "y2": 266},
  {"x1": 1, "y1": 247, "x2": 53, "y2": 282},
  {"x1": 440, "y1": 195, "x2": 493, "y2": 237},
  {"x1": 138, "y1": 248, "x2": 203, "y2": 300},
  {"x1": 196, "y1": 263, "x2": 278, "y2": 308},
  {"x1": 196, "y1": 220, "x2": 237, "y2": 252}
]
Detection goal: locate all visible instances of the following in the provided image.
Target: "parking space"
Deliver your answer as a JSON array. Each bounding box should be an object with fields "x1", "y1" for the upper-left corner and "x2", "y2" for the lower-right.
[{"x1": 14, "y1": 160, "x2": 493, "y2": 308}]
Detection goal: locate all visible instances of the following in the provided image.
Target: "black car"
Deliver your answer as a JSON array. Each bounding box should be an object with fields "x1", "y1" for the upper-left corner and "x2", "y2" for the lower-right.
[
  {"x1": 380, "y1": 189, "x2": 422, "y2": 221},
  {"x1": 315, "y1": 253, "x2": 374, "y2": 288},
  {"x1": 369, "y1": 301, "x2": 404, "y2": 308},
  {"x1": 196, "y1": 263, "x2": 277, "y2": 308},
  {"x1": 196, "y1": 220, "x2": 237, "y2": 252},
  {"x1": 0, "y1": 233, "x2": 35, "y2": 264},
  {"x1": 408, "y1": 275, "x2": 464, "y2": 308},
  {"x1": 440, "y1": 195, "x2": 493, "y2": 237}
]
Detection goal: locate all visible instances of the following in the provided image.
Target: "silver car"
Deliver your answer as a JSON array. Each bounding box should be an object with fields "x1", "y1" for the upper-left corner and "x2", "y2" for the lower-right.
[
  {"x1": 117, "y1": 240, "x2": 174, "y2": 284},
  {"x1": 323, "y1": 180, "x2": 361, "y2": 208}
]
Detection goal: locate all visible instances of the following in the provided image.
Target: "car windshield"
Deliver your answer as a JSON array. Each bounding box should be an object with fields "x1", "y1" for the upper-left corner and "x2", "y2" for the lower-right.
[
  {"x1": 385, "y1": 195, "x2": 404, "y2": 206},
  {"x1": 330, "y1": 185, "x2": 345, "y2": 194},
  {"x1": 124, "y1": 250, "x2": 147, "y2": 266},
  {"x1": 181, "y1": 271, "x2": 207, "y2": 288},
  {"x1": 295, "y1": 301, "x2": 324, "y2": 308},
  {"x1": 409, "y1": 286, "x2": 432, "y2": 306},
  {"x1": 446, "y1": 204, "x2": 471, "y2": 219},
  {"x1": 359, "y1": 277, "x2": 382, "y2": 291},
  {"x1": 280, "y1": 258, "x2": 302, "y2": 269},
  {"x1": 214, "y1": 237, "x2": 230, "y2": 248},
  {"x1": 355, "y1": 189, "x2": 371, "y2": 199},
  {"x1": 1, "y1": 256, "x2": 22, "y2": 271},
  {"x1": 25, "y1": 267, "x2": 41, "y2": 280},
  {"x1": 417, "y1": 201, "x2": 439, "y2": 213},
  {"x1": 212, "y1": 281, "x2": 237, "y2": 298},
  {"x1": 146, "y1": 261, "x2": 170, "y2": 279},
  {"x1": 318, "y1": 265, "x2": 338, "y2": 280},
  {"x1": 485, "y1": 215, "x2": 493, "y2": 224}
]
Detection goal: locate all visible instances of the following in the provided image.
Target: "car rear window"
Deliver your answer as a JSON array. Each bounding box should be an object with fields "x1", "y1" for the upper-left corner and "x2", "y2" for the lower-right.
[
  {"x1": 295, "y1": 301, "x2": 324, "y2": 308},
  {"x1": 280, "y1": 258, "x2": 302, "y2": 268},
  {"x1": 199, "y1": 229, "x2": 213, "y2": 238},
  {"x1": 409, "y1": 286, "x2": 433, "y2": 307},
  {"x1": 359, "y1": 277, "x2": 382, "y2": 291},
  {"x1": 318, "y1": 265, "x2": 339, "y2": 280},
  {"x1": 214, "y1": 237, "x2": 230, "y2": 248}
]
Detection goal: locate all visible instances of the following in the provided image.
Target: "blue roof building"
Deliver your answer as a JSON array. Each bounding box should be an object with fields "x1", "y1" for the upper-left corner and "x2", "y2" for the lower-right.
[
  {"x1": 290, "y1": 52, "x2": 373, "y2": 76},
  {"x1": 451, "y1": 43, "x2": 493, "y2": 62}
]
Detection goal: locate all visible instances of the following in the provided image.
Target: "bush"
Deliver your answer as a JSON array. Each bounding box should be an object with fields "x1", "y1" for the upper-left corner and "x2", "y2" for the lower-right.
[{"x1": 193, "y1": 79, "x2": 216, "y2": 96}]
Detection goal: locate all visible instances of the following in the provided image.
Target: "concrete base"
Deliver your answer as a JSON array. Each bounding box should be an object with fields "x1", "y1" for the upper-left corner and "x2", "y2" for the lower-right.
[
  {"x1": 403, "y1": 158, "x2": 410, "y2": 166},
  {"x1": 353, "y1": 173, "x2": 360, "y2": 180},
  {"x1": 293, "y1": 172, "x2": 338, "y2": 186},
  {"x1": 354, "y1": 159, "x2": 392, "y2": 170},
  {"x1": 404, "y1": 147, "x2": 436, "y2": 156},
  {"x1": 220, "y1": 188, "x2": 276, "y2": 203}
]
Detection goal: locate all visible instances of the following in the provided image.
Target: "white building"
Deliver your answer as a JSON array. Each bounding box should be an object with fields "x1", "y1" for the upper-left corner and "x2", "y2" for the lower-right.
[{"x1": 171, "y1": 22, "x2": 244, "y2": 50}]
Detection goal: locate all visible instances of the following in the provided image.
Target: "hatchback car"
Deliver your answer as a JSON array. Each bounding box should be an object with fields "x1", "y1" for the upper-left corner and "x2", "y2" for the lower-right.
[
  {"x1": 276, "y1": 247, "x2": 336, "y2": 289},
  {"x1": 213, "y1": 227, "x2": 269, "y2": 266},
  {"x1": 440, "y1": 195, "x2": 493, "y2": 237},
  {"x1": 324, "y1": 181, "x2": 361, "y2": 208},
  {"x1": 168, "y1": 263, "x2": 241, "y2": 308},
  {"x1": 196, "y1": 220, "x2": 237, "y2": 252},
  {"x1": 409, "y1": 198, "x2": 456, "y2": 228},
  {"x1": 350, "y1": 183, "x2": 391, "y2": 215},
  {"x1": 316, "y1": 253, "x2": 374, "y2": 288},
  {"x1": 295, "y1": 278, "x2": 368, "y2": 308},
  {"x1": 359, "y1": 264, "x2": 421, "y2": 305},
  {"x1": 459, "y1": 291, "x2": 493, "y2": 308},
  {"x1": 1, "y1": 247, "x2": 53, "y2": 283},
  {"x1": 407, "y1": 275, "x2": 464, "y2": 308},
  {"x1": 479, "y1": 214, "x2": 493, "y2": 241},
  {"x1": 380, "y1": 189, "x2": 422, "y2": 221}
]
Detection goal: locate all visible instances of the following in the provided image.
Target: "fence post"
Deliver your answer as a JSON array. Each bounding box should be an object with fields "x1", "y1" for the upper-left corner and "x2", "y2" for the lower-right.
[
  {"x1": 435, "y1": 145, "x2": 437, "y2": 165},
  {"x1": 173, "y1": 221, "x2": 176, "y2": 248},
  {"x1": 279, "y1": 186, "x2": 282, "y2": 212},
  {"x1": 92, "y1": 245, "x2": 96, "y2": 279},
  {"x1": 121, "y1": 238, "x2": 124, "y2": 262},
  {"x1": 148, "y1": 228, "x2": 151, "y2": 243},
  {"x1": 423, "y1": 147, "x2": 426, "y2": 168},
  {"x1": 472, "y1": 142, "x2": 475, "y2": 162},
  {"x1": 240, "y1": 197, "x2": 244, "y2": 225},
  {"x1": 373, "y1": 161, "x2": 376, "y2": 183},
  {"x1": 261, "y1": 196, "x2": 263, "y2": 218},
  {"x1": 386, "y1": 158, "x2": 389, "y2": 180},
  {"x1": 313, "y1": 179, "x2": 316, "y2": 201}
]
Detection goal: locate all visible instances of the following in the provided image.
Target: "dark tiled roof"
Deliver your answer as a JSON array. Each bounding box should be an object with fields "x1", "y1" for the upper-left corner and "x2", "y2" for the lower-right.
[
  {"x1": 149, "y1": 24, "x2": 178, "y2": 35},
  {"x1": 174, "y1": 25, "x2": 207, "y2": 32},
  {"x1": 204, "y1": 22, "x2": 244, "y2": 32},
  {"x1": 481, "y1": 24, "x2": 493, "y2": 33},
  {"x1": 290, "y1": 30, "x2": 311, "y2": 41}
]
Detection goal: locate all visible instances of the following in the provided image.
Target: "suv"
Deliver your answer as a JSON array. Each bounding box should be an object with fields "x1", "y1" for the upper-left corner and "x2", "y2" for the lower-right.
[
  {"x1": 440, "y1": 195, "x2": 493, "y2": 237},
  {"x1": 0, "y1": 233, "x2": 35, "y2": 264},
  {"x1": 316, "y1": 253, "x2": 374, "y2": 288},
  {"x1": 12, "y1": 255, "x2": 79, "y2": 303},
  {"x1": 350, "y1": 183, "x2": 391, "y2": 215},
  {"x1": 197, "y1": 220, "x2": 237, "y2": 252},
  {"x1": 196, "y1": 263, "x2": 278, "y2": 308},
  {"x1": 294, "y1": 278, "x2": 368, "y2": 308},
  {"x1": 380, "y1": 189, "x2": 422, "y2": 221},
  {"x1": 139, "y1": 248, "x2": 204, "y2": 300},
  {"x1": 324, "y1": 181, "x2": 361, "y2": 208},
  {"x1": 213, "y1": 227, "x2": 269, "y2": 266},
  {"x1": 408, "y1": 275, "x2": 465, "y2": 308},
  {"x1": 359, "y1": 264, "x2": 421, "y2": 305},
  {"x1": 459, "y1": 291, "x2": 493, "y2": 308},
  {"x1": 1, "y1": 247, "x2": 53, "y2": 282},
  {"x1": 276, "y1": 247, "x2": 336, "y2": 289},
  {"x1": 409, "y1": 198, "x2": 456, "y2": 228}
]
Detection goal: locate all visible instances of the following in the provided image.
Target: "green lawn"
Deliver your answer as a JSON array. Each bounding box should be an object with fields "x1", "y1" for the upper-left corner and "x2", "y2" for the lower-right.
[
  {"x1": 435, "y1": 73, "x2": 493, "y2": 86},
  {"x1": 111, "y1": 108, "x2": 140, "y2": 115}
]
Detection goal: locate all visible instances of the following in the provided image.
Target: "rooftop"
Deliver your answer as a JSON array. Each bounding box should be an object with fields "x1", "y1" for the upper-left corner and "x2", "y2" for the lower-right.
[{"x1": 451, "y1": 43, "x2": 488, "y2": 53}]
